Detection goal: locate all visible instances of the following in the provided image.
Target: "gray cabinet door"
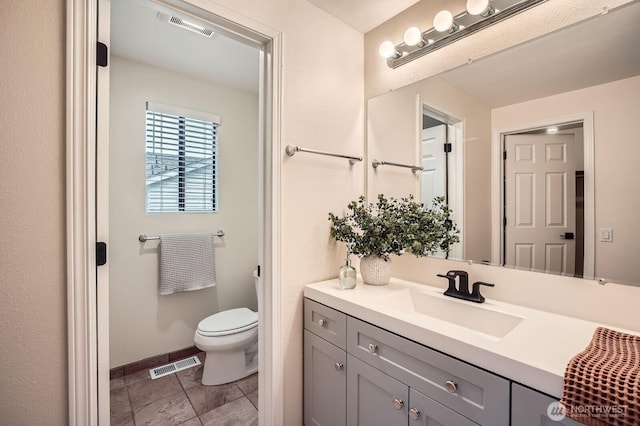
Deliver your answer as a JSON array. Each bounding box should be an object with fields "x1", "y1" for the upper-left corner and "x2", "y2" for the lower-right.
[
  {"x1": 409, "y1": 389, "x2": 478, "y2": 426},
  {"x1": 347, "y1": 354, "x2": 408, "y2": 426},
  {"x1": 511, "y1": 383, "x2": 582, "y2": 426},
  {"x1": 304, "y1": 330, "x2": 346, "y2": 426},
  {"x1": 348, "y1": 317, "x2": 509, "y2": 426}
]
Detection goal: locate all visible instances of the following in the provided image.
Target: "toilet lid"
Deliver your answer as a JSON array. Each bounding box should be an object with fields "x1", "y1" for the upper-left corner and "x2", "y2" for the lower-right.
[{"x1": 197, "y1": 307, "x2": 258, "y2": 337}]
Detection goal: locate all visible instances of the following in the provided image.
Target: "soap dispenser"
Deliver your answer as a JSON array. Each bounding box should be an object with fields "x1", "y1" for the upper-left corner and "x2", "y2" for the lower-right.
[{"x1": 339, "y1": 257, "x2": 357, "y2": 290}]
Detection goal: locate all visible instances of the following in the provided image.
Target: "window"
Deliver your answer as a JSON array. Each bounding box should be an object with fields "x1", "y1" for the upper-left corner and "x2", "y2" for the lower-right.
[{"x1": 145, "y1": 102, "x2": 220, "y2": 213}]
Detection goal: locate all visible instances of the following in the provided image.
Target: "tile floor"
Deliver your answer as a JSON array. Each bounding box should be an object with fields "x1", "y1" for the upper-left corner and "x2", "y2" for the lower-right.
[{"x1": 110, "y1": 353, "x2": 258, "y2": 426}]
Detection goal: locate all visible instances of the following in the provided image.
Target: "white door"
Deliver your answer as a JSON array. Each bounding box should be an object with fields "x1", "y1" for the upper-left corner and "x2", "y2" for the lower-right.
[
  {"x1": 504, "y1": 134, "x2": 576, "y2": 274},
  {"x1": 421, "y1": 124, "x2": 447, "y2": 206}
]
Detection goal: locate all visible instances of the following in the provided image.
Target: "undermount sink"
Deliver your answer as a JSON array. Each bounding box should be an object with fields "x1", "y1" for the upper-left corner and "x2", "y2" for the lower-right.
[{"x1": 374, "y1": 288, "x2": 524, "y2": 339}]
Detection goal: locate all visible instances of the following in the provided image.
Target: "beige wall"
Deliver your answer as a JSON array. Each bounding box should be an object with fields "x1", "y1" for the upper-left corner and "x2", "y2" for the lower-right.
[
  {"x1": 492, "y1": 75, "x2": 640, "y2": 285},
  {"x1": 367, "y1": 75, "x2": 492, "y2": 262},
  {"x1": 109, "y1": 56, "x2": 259, "y2": 367},
  {"x1": 364, "y1": 0, "x2": 635, "y2": 99},
  {"x1": 0, "y1": 0, "x2": 68, "y2": 424}
]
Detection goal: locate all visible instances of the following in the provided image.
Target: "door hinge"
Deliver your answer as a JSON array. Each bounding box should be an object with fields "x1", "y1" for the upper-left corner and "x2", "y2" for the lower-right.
[
  {"x1": 503, "y1": 151, "x2": 507, "y2": 160},
  {"x1": 503, "y1": 217, "x2": 507, "y2": 227},
  {"x1": 96, "y1": 242, "x2": 107, "y2": 266},
  {"x1": 257, "y1": 265, "x2": 261, "y2": 277},
  {"x1": 444, "y1": 143, "x2": 452, "y2": 153},
  {"x1": 97, "y1": 42, "x2": 108, "y2": 67}
]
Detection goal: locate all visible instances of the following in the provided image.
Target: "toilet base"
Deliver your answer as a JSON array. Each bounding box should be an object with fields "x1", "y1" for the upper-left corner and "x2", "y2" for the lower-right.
[{"x1": 201, "y1": 347, "x2": 258, "y2": 385}]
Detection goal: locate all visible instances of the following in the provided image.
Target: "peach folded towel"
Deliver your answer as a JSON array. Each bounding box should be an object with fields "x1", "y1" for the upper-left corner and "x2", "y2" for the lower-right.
[{"x1": 561, "y1": 327, "x2": 640, "y2": 426}]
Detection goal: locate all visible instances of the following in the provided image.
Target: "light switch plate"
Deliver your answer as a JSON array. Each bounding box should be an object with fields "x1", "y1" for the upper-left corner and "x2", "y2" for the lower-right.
[{"x1": 600, "y1": 228, "x2": 613, "y2": 242}]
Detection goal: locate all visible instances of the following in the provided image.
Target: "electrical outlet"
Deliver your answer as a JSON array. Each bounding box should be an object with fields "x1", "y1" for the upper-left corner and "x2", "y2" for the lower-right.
[{"x1": 600, "y1": 228, "x2": 613, "y2": 242}]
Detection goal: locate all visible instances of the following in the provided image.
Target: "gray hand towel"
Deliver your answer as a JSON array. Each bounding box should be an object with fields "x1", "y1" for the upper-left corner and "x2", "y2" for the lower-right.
[{"x1": 159, "y1": 233, "x2": 216, "y2": 295}]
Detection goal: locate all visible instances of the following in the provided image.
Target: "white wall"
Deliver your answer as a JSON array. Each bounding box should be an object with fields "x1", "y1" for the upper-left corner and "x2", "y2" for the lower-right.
[
  {"x1": 367, "y1": 76, "x2": 492, "y2": 262},
  {"x1": 109, "y1": 56, "x2": 259, "y2": 367},
  {"x1": 492, "y1": 75, "x2": 640, "y2": 285}
]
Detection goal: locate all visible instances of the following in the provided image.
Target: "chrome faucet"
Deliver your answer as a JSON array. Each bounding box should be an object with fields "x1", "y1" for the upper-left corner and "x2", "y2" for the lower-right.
[{"x1": 437, "y1": 270, "x2": 494, "y2": 303}]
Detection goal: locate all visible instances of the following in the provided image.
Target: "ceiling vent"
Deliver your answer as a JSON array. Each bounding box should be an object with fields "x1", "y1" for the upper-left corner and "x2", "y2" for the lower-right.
[{"x1": 157, "y1": 12, "x2": 215, "y2": 38}]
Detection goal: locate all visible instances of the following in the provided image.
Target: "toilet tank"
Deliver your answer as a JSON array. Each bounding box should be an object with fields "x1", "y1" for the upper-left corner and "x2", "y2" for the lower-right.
[{"x1": 253, "y1": 269, "x2": 259, "y2": 302}]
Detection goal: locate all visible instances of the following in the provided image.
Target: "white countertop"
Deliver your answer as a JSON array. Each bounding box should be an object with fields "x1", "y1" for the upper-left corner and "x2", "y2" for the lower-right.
[{"x1": 304, "y1": 277, "x2": 639, "y2": 398}]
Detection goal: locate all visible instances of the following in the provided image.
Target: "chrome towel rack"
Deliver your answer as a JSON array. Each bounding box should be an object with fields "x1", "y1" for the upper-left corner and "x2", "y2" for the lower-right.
[
  {"x1": 372, "y1": 159, "x2": 423, "y2": 173},
  {"x1": 138, "y1": 230, "x2": 225, "y2": 242},
  {"x1": 285, "y1": 145, "x2": 362, "y2": 165}
]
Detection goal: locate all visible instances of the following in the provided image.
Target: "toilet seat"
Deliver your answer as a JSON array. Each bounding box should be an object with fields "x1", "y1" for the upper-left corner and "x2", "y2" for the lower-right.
[{"x1": 197, "y1": 307, "x2": 258, "y2": 337}]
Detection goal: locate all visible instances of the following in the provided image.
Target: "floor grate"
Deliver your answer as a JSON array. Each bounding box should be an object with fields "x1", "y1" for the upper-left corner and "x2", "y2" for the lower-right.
[{"x1": 149, "y1": 355, "x2": 201, "y2": 379}]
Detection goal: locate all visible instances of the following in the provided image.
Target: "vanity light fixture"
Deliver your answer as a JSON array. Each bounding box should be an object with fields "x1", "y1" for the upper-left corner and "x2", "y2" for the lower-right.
[
  {"x1": 379, "y1": 0, "x2": 548, "y2": 69},
  {"x1": 379, "y1": 40, "x2": 402, "y2": 59},
  {"x1": 433, "y1": 10, "x2": 459, "y2": 33},
  {"x1": 404, "y1": 27, "x2": 432, "y2": 47},
  {"x1": 467, "y1": 0, "x2": 495, "y2": 17}
]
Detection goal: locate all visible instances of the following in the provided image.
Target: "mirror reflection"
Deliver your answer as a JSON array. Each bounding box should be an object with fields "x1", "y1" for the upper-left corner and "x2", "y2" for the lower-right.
[{"x1": 367, "y1": 2, "x2": 640, "y2": 285}]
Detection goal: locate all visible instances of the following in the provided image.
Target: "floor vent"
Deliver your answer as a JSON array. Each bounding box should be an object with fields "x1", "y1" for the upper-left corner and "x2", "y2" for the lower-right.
[{"x1": 149, "y1": 355, "x2": 201, "y2": 380}]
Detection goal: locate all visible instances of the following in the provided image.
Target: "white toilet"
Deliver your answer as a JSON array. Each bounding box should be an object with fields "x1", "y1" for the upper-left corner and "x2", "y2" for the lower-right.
[{"x1": 194, "y1": 271, "x2": 259, "y2": 385}]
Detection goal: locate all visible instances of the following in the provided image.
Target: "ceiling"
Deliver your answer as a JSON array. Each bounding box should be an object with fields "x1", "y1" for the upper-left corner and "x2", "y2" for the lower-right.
[
  {"x1": 110, "y1": 0, "x2": 260, "y2": 94},
  {"x1": 306, "y1": 0, "x2": 419, "y2": 33},
  {"x1": 439, "y1": 2, "x2": 640, "y2": 107}
]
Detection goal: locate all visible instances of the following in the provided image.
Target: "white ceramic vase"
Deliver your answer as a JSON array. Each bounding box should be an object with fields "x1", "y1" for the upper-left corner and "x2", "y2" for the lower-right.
[{"x1": 359, "y1": 255, "x2": 391, "y2": 286}]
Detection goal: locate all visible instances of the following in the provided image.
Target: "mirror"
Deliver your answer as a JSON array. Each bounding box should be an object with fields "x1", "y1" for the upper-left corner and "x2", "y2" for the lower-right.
[{"x1": 367, "y1": 2, "x2": 640, "y2": 286}]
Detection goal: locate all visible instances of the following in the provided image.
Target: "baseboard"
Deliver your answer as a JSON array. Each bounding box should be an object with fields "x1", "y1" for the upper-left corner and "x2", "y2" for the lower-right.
[{"x1": 109, "y1": 346, "x2": 201, "y2": 379}]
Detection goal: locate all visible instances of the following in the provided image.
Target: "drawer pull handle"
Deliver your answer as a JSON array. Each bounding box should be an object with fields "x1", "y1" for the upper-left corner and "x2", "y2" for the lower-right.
[
  {"x1": 368, "y1": 343, "x2": 378, "y2": 354},
  {"x1": 409, "y1": 408, "x2": 420, "y2": 421},
  {"x1": 318, "y1": 319, "x2": 327, "y2": 327},
  {"x1": 334, "y1": 362, "x2": 343, "y2": 371},
  {"x1": 444, "y1": 380, "x2": 457, "y2": 393},
  {"x1": 393, "y1": 398, "x2": 404, "y2": 410}
]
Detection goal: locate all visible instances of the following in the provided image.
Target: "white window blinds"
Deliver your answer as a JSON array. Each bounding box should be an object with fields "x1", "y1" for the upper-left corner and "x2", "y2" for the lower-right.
[{"x1": 145, "y1": 102, "x2": 220, "y2": 213}]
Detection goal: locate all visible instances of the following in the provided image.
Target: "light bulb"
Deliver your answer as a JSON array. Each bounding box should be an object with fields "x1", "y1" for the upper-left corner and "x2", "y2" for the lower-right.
[
  {"x1": 466, "y1": 0, "x2": 490, "y2": 15},
  {"x1": 378, "y1": 40, "x2": 398, "y2": 59},
  {"x1": 403, "y1": 27, "x2": 423, "y2": 47},
  {"x1": 433, "y1": 10, "x2": 455, "y2": 32}
]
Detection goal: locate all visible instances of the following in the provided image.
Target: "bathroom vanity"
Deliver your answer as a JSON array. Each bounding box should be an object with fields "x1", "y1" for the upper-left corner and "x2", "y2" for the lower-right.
[{"x1": 301, "y1": 277, "x2": 613, "y2": 425}]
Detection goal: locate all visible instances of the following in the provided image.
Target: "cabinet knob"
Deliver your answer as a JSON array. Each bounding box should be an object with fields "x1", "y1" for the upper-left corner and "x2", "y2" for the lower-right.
[
  {"x1": 334, "y1": 362, "x2": 343, "y2": 371},
  {"x1": 318, "y1": 319, "x2": 327, "y2": 327},
  {"x1": 444, "y1": 380, "x2": 457, "y2": 393},
  {"x1": 409, "y1": 408, "x2": 420, "y2": 421},
  {"x1": 368, "y1": 343, "x2": 378, "y2": 354},
  {"x1": 393, "y1": 398, "x2": 404, "y2": 410}
]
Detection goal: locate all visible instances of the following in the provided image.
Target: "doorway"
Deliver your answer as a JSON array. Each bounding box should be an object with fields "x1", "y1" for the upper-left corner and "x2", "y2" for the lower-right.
[
  {"x1": 421, "y1": 104, "x2": 464, "y2": 260},
  {"x1": 106, "y1": 0, "x2": 262, "y2": 422},
  {"x1": 67, "y1": 0, "x2": 283, "y2": 424},
  {"x1": 500, "y1": 122, "x2": 586, "y2": 276}
]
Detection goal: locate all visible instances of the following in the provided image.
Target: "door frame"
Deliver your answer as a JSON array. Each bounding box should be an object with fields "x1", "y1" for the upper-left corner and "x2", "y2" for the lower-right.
[
  {"x1": 66, "y1": 0, "x2": 284, "y2": 424},
  {"x1": 418, "y1": 99, "x2": 465, "y2": 260},
  {"x1": 490, "y1": 112, "x2": 594, "y2": 279}
]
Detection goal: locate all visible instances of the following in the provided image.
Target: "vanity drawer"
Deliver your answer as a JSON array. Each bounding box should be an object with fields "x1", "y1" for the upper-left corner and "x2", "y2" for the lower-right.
[
  {"x1": 347, "y1": 317, "x2": 509, "y2": 426},
  {"x1": 304, "y1": 298, "x2": 347, "y2": 349}
]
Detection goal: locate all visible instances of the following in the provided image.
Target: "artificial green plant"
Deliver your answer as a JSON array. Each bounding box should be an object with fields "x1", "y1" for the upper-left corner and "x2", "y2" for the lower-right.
[{"x1": 328, "y1": 194, "x2": 459, "y2": 259}]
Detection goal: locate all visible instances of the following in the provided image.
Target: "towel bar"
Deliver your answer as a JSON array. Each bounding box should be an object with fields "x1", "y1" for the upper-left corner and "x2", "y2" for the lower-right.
[{"x1": 138, "y1": 230, "x2": 225, "y2": 242}]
